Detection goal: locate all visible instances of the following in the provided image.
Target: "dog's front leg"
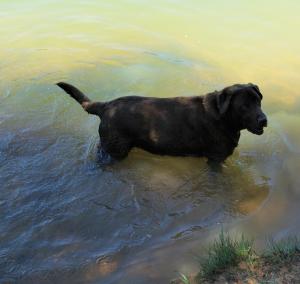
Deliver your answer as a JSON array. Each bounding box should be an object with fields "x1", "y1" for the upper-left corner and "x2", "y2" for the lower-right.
[{"x1": 207, "y1": 154, "x2": 226, "y2": 172}]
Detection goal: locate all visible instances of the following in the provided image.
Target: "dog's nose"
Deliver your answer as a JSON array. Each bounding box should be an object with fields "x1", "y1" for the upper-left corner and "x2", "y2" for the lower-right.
[{"x1": 258, "y1": 115, "x2": 267, "y2": 127}]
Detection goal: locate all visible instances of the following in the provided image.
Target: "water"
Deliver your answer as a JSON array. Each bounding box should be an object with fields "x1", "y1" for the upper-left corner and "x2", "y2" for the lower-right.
[{"x1": 0, "y1": 1, "x2": 300, "y2": 283}]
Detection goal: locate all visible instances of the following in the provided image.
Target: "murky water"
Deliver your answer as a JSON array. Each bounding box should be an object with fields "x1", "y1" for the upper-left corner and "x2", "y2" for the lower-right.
[{"x1": 1, "y1": 1, "x2": 300, "y2": 283}]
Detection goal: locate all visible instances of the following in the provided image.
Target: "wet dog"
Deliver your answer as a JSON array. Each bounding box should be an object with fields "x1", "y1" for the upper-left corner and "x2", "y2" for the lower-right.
[{"x1": 56, "y1": 82, "x2": 267, "y2": 164}]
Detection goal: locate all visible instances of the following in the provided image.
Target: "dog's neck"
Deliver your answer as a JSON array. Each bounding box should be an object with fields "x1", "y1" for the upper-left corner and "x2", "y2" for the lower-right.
[{"x1": 219, "y1": 117, "x2": 241, "y2": 147}]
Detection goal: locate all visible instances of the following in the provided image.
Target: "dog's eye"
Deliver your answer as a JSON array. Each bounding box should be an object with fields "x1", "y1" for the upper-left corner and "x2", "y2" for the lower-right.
[
  {"x1": 252, "y1": 97, "x2": 261, "y2": 106},
  {"x1": 241, "y1": 104, "x2": 249, "y2": 112}
]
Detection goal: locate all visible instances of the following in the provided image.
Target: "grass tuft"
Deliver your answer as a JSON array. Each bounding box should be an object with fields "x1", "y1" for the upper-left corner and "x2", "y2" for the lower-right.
[
  {"x1": 179, "y1": 273, "x2": 192, "y2": 284},
  {"x1": 264, "y1": 236, "x2": 300, "y2": 263},
  {"x1": 197, "y1": 231, "x2": 255, "y2": 281}
]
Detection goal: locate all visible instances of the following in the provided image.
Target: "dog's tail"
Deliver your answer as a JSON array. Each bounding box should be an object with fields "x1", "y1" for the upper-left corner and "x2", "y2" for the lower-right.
[{"x1": 56, "y1": 82, "x2": 105, "y2": 116}]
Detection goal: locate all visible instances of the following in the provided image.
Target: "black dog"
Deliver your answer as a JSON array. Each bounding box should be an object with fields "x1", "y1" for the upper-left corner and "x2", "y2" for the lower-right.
[{"x1": 56, "y1": 82, "x2": 267, "y2": 164}]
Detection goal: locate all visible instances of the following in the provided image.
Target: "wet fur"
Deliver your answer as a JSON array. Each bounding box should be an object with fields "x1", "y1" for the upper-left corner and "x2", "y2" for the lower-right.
[{"x1": 56, "y1": 82, "x2": 267, "y2": 164}]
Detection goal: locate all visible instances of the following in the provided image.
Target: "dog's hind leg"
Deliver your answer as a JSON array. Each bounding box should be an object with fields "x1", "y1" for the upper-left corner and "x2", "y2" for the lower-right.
[
  {"x1": 97, "y1": 143, "x2": 115, "y2": 165},
  {"x1": 99, "y1": 131, "x2": 133, "y2": 162},
  {"x1": 103, "y1": 138, "x2": 132, "y2": 160}
]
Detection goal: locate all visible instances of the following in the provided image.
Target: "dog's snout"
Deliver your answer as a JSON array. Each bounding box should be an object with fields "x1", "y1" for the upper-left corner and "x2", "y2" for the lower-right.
[{"x1": 258, "y1": 114, "x2": 267, "y2": 127}]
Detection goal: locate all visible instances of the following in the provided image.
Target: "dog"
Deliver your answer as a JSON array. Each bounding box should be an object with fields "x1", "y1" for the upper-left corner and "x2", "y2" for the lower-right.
[{"x1": 56, "y1": 82, "x2": 267, "y2": 165}]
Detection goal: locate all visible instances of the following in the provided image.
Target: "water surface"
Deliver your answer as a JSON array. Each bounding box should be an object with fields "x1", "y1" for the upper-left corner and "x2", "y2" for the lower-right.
[{"x1": 1, "y1": 1, "x2": 300, "y2": 283}]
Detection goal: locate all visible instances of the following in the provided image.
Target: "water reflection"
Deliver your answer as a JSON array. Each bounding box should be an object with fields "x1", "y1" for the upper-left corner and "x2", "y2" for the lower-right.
[{"x1": 0, "y1": 121, "x2": 271, "y2": 283}]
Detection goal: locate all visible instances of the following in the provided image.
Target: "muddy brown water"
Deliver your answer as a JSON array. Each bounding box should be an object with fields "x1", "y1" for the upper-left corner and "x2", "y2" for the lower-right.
[{"x1": 1, "y1": 1, "x2": 300, "y2": 283}]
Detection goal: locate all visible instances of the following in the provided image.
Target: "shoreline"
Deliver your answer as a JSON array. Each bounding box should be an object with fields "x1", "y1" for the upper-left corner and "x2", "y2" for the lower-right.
[{"x1": 172, "y1": 232, "x2": 300, "y2": 284}]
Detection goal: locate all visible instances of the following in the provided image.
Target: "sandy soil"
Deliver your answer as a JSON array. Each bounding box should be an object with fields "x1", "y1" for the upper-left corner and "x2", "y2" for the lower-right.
[{"x1": 171, "y1": 253, "x2": 300, "y2": 284}]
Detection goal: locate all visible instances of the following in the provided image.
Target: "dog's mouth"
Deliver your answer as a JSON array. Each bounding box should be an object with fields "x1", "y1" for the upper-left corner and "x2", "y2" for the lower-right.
[{"x1": 247, "y1": 126, "x2": 265, "y2": 135}]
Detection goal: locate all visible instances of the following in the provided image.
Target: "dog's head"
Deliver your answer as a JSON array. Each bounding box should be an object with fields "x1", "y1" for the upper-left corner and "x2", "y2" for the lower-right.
[{"x1": 217, "y1": 83, "x2": 267, "y2": 135}]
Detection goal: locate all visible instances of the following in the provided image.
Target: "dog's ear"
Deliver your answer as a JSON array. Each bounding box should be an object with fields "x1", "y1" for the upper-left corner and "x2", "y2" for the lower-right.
[
  {"x1": 248, "y1": 83, "x2": 263, "y2": 99},
  {"x1": 216, "y1": 85, "x2": 237, "y2": 115}
]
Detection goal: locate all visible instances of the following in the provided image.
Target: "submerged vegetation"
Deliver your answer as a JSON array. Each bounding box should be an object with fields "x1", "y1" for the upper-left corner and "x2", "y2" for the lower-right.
[{"x1": 174, "y1": 232, "x2": 300, "y2": 284}]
